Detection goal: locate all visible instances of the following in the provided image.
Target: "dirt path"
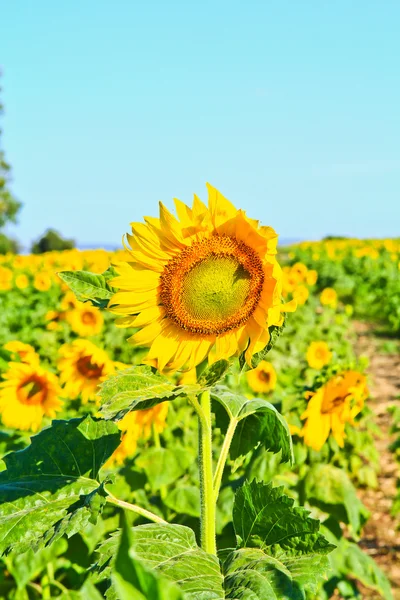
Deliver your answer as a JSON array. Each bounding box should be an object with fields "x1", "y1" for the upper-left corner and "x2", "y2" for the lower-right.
[{"x1": 353, "y1": 321, "x2": 400, "y2": 598}]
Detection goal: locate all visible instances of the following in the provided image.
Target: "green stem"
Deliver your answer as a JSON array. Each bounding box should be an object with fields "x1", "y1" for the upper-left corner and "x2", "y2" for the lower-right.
[
  {"x1": 106, "y1": 490, "x2": 167, "y2": 524},
  {"x1": 198, "y1": 390, "x2": 217, "y2": 555},
  {"x1": 213, "y1": 418, "x2": 238, "y2": 502},
  {"x1": 153, "y1": 422, "x2": 161, "y2": 448}
]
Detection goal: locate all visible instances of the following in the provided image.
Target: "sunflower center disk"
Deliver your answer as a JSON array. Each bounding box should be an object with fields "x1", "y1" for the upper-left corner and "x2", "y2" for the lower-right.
[
  {"x1": 17, "y1": 377, "x2": 45, "y2": 405},
  {"x1": 160, "y1": 235, "x2": 265, "y2": 334}
]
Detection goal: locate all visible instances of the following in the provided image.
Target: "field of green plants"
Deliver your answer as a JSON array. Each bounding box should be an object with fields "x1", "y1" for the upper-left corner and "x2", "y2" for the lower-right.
[{"x1": 0, "y1": 199, "x2": 399, "y2": 599}]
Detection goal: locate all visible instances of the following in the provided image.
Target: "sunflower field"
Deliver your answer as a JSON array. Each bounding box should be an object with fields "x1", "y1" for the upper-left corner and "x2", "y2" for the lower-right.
[{"x1": 0, "y1": 185, "x2": 399, "y2": 599}]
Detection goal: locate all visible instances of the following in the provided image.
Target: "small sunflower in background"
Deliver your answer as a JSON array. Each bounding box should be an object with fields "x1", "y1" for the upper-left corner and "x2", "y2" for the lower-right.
[
  {"x1": 34, "y1": 272, "x2": 52, "y2": 292},
  {"x1": 292, "y1": 284, "x2": 309, "y2": 306},
  {"x1": 0, "y1": 266, "x2": 13, "y2": 291},
  {"x1": 306, "y1": 341, "x2": 332, "y2": 370},
  {"x1": 58, "y1": 339, "x2": 114, "y2": 403},
  {"x1": 60, "y1": 290, "x2": 81, "y2": 311},
  {"x1": 66, "y1": 305, "x2": 104, "y2": 337},
  {"x1": 301, "y1": 370, "x2": 368, "y2": 451},
  {"x1": 320, "y1": 287, "x2": 337, "y2": 308},
  {"x1": 107, "y1": 403, "x2": 169, "y2": 466},
  {"x1": 14, "y1": 273, "x2": 30, "y2": 290},
  {"x1": 246, "y1": 360, "x2": 277, "y2": 394},
  {"x1": 0, "y1": 362, "x2": 63, "y2": 431},
  {"x1": 3, "y1": 340, "x2": 40, "y2": 366},
  {"x1": 109, "y1": 184, "x2": 295, "y2": 372}
]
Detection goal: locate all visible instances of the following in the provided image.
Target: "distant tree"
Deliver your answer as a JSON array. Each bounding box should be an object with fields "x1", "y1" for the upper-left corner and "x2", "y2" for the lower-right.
[
  {"x1": 0, "y1": 75, "x2": 22, "y2": 230},
  {"x1": 0, "y1": 232, "x2": 20, "y2": 254},
  {"x1": 323, "y1": 235, "x2": 349, "y2": 241},
  {"x1": 31, "y1": 229, "x2": 75, "y2": 254}
]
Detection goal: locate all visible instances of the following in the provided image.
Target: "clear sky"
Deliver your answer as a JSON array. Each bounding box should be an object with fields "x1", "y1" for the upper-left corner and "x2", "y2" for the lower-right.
[{"x1": 1, "y1": 1, "x2": 399, "y2": 249}]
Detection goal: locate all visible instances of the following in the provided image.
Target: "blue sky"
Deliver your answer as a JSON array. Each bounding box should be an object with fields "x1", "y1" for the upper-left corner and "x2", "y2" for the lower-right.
[{"x1": 1, "y1": 1, "x2": 399, "y2": 248}]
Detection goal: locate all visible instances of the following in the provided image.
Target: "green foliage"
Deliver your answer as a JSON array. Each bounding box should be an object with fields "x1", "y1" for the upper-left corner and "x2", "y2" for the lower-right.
[
  {"x1": 0, "y1": 83, "x2": 22, "y2": 231},
  {"x1": 303, "y1": 464, "x2": 369, "y2": 535},
  {"x1": 212, "y1": 387, "x2": 293, "y2": 462},
  {"x1": 99, "y1": 365, "x2": 199, "y2": 420},
  {"x1": 0, "y1": 232, "x2": 19, "y2": 255},
  {"x1": 31, "y1": 229, "x2": 75, "y2": 254},
  {"x1": 0, "y1": 416, "x2": 120, "y2": 555}
]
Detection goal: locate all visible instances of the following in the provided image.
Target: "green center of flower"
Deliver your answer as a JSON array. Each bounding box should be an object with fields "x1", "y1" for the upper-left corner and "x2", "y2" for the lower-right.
[{"x1": 182, "y1": 256, "x2": 251, "y2": 323}]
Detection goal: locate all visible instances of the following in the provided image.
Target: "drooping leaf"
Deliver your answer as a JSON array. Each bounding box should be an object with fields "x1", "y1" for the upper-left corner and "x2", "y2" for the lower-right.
[
  {"x1": 96, "y1": 524, "x2": 224, "y2": 599},
  {"x1": 135, "y1": 447, "x2": 195, "y2": 490},
  {"x1": 0, "y1": 416, "x2": 120, "y2": 555},
  {"x1": 99, "y1": 365, "x2": 199, "y2": 420},
  {"x1": 233, "y1": 480, "x2": 334, "y2": 555},
  {"x1": 330, "y1": 538, "x2": 393, "y2": 600},
  {"x1": 303, "y1": 464, "x2": 369, "y2": 535},
  {"x1": 212, "y1": 387, "x2": 293, "y2": 462},
  {"x1": 57, "y1": 267, "x2": 117, "y2": 308},
  {"x1": 112, "y1": 521, "x2": 184, "y2": 600}
]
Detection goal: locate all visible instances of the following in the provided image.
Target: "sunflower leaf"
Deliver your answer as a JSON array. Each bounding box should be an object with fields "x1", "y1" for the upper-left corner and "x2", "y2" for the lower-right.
[
  {"x1": 96, "y1": 523, "x2": 224, "y2": 600},
  {"x1": 57, "y1": 268, "x2": 117, "y2": 308},
  {"x1": 112, "y1": 520, "x2": 185, "y2": 600},
  {"x1": 0, "y1": 416, "x2": 120, "y2": 556},
  {"x1": 222, "y1": 480, "x2": 334, "y2": 598},
  {"x1": 197, "y1": 359, "x2": 230, "y2": 387},
  {"x1": 99, "y1": 365, "x2": 199, "y2": 420},
  {"x1": 212, "y1": 387, "x2": 293, "y2": 462}
]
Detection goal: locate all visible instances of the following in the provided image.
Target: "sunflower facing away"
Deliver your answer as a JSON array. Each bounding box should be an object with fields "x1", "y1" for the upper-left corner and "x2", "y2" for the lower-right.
[
  {"x1": 58, "y1": 339, "x2": 115, "y2": 403},
  {"x1": 0, "y1": 362, "x2": 63, "y2": 431},
  {"x1": 301, "y1": 370, "x2": 368, "y2": 451},
  {"x1": 109, "y1": 184, "x2": 295, "y2": 372},
  {"x1": 107, "y1": 403, "x2": 169, "y2": 466}
]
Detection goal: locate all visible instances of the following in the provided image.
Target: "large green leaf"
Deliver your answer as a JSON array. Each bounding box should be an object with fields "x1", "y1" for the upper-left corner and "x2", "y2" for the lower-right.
[
  {"x1": 112, "y1": 521, "x2": 184, "y2": 600},
  {"x1": 0, "y1": 416, "x2": 120, "y2": 555},
  {"x1": 225, "y1": 480, "x2": 334, "y2": 598},
  {"x1": 233, "y1": 480, "x2": 334, "y2": 555},
  {"x1": 96, "y1": 524, "x2": 224, "y2": 599},
  {"x1": 212, "y1": 387, "x2": 293, "y2": 462},
  {"x1": 197, "y1": 360, "x2": 230, "y2": 387},
  {"x1": 99, "y1": 365, "x2": 199, "y2": 420},
  {"x1": 57, "y1": 267, "x2": 117, "y2": 308},
  {"x1": 303, "y1": 464, "x2": 369, "y2": 535},
  {"x1": 222, "y1": 547, "x2": 330, "y2": 600},
  {"x1": 330, "y1": 538, "x2": 393, "y2": 600}
]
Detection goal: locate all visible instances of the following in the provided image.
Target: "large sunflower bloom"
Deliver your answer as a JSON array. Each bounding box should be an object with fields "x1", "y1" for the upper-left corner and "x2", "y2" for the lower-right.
[
  {"x1": 58, "y1": 339, "x2": 115, "y2": 403},
  {"x1": 0, "y1": 362, "x2": 62, "y2": 432},
  {"x1": 301, "y1": 370, "x2": 368, "y2": 451},
  {"x1": 109, "y1": 184, "x2": 295, "y2": 371}
]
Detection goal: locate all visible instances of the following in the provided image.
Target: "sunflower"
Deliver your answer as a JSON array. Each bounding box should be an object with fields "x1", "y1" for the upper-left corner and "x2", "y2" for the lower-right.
[
  {"x1": 0, "y1": 267, "x2": 13, "y2": 291},
  {"x1": 60, "y1": 290, "x2": 81, "y2": 311},
  {"x1": 3, "y1": 341, "x2": 40, "y2": 366},
  {"x1": 34, "y1": 272, "x2": 52, "y2": 292},
  {"x1": 320, "y1": 287, "x2": 337, "y2": 308},
  {"x1": 292, "y1": 284, "x2": 309, "y2": 306},
  {"x1": 109, "y1": 184, "x2": 295, "y2": 372},
  {"x1": 306, "y1": 341, "x2": 332, "y2": 370},
  {"x1": 14, "y1": 273, "x2": 29, "y2": 289},
  {"x1": 66, "y1": 305, "x2": 104, "y2": 337},
  {"x1": 306, "y1": 269, "x2": 318, "y2": 286},
  {"x1": 301, "y1": 370, "x2": 368, "y2": 451},
  {"x1": 107, "y1": 403, "x2": 169, "y2": 466},
  {"x1": 0, "y1": 362, "x2": 63, "y2": 431},
  {"x1": 58, "y1": 339, "x2": 115, "y2": 403},
  {"x1": 246, "y1": 360, "x2": 277, "y2": 393}
]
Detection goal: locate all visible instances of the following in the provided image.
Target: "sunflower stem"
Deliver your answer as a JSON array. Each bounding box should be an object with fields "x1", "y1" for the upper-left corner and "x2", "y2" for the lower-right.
[
  {"x1": 105, "y1": 490, "x2": 167, "y2": 524},
  {"x1": 213, "y1": 417, "x2": 238, "y2": 502},
  {"x1": 198, "y1": 390, "x2": 217, "y2": 555}
]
